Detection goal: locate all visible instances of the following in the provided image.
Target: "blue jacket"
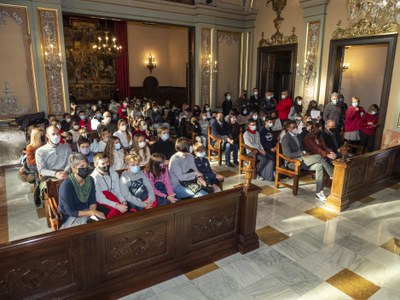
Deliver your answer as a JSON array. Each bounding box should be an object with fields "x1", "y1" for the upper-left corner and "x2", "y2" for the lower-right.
[
  {"x1": 194, "y1": 157, "x2": 218, "y2": 185},
  {"x1": 59, "y1": 176, "x2": 96, "y2": 221}
]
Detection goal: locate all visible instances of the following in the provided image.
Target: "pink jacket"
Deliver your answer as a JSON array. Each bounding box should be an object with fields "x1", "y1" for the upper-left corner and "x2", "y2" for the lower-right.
[
  {"x1": 145, "y1": 168, "x2": 174, "y2": 198},
  {"x1": 345, "y1": 105, "x2": 365, "y2": 133}
]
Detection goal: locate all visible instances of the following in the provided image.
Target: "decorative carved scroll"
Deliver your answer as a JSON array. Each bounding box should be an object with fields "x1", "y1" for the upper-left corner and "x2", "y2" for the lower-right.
[
  {"x1": 38, "y1": 8, "x2": 65, "y2": 115},
  {"x1": 332, "y1": 0, "x2": 399, "y2": 39}
]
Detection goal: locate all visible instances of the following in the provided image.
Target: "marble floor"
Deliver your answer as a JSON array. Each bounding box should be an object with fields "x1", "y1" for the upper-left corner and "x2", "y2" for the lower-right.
[{"x1": 1, "y1": 164, "x2": 400, "y2": 299}]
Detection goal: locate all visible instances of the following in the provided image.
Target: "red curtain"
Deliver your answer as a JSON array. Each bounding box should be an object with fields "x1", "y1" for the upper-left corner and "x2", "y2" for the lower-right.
[{"x1": 114, "y1": 21, "x2": 130, "y2": 99}]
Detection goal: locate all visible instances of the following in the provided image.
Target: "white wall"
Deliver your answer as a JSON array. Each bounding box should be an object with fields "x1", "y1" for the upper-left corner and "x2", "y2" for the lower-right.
[
  {"x1": 340, "y1": 44, "x2": 387, "y2": 111},
  {"x1": 127, "y1": 23, "x2": 188, "y2": 87}
]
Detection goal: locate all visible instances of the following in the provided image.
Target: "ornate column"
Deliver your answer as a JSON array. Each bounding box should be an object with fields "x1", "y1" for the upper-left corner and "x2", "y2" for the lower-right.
[
  {"x1": 37, "y1": 7, "x2": 66, "y2": 116},
  {"x1": 298, "y1": 0, "x2": 329, "y2": 102}
]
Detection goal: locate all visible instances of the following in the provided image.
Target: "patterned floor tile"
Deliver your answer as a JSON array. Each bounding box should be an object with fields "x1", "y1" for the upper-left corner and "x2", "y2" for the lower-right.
[
  {"x1": 326, "y1": 268, "x2": 380, "y2": 300},
  {"x1": 256, "y1": 225, "x2": 289, "y2": 246},
  {"x1": 305, "y1": 207, "x2": 339, "y2": 222}
]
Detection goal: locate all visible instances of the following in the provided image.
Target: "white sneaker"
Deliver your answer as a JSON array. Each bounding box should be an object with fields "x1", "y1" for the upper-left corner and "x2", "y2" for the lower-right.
[{"x1": 315, "y1": 191, "x2": 326, "y2": 202}]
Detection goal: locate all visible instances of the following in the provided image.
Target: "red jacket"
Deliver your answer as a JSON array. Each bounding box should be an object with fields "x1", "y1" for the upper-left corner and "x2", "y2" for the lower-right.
[
  {"x1": 276, "y1": 98, "x2": 293, "y2": 120},
  {"x1": 118, "y1": 105, "x2": 128, "y2": 119},
  {"x1": 78, "y1": 119, "x2": 92, "y2": 131},
  {"x1": 303, "y1": 134, "x2": 332, "y2": 158},
  {"x1": 360, "y1": 112, "x2": 378, "y2": 136},
  {"x1": 344, "y1": 105, "x2": 365, "y2": 133}
]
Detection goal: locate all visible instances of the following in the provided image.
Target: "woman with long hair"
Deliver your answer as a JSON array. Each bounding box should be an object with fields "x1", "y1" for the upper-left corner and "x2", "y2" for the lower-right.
[
  {"x1": 113, "y1": 119, "x2": 132, "y2": 150},
  {"x1": 26, "y1": 127, "x2": 45, "y2": 174},
  {"x1": 130, "y1": 134, "x2": 151, "y2": 167},
  {"x1": 144, "y1": 153, "x2": 177, "y2": 206},
  {"x1": 288, "y1": 96, "x2": 303, "y2": 122},
  {"x1": 105, "y1": 136, "x2": 125, "y2": 171}
]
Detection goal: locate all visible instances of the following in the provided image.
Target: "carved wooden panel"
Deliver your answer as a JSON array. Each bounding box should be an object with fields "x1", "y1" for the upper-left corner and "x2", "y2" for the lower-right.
[
  {"x1": 370, "y1": 155, "x2": 389, "y2": 180},
  {"x1": 190, "y1": 202, "x2": 238, "y2": 244},
  {"x1": 346, "y1": 163, "x2": 366, "y2": 192},
  {"x1": 0, "y1": 241, "x2": 83, "y2": 299}
]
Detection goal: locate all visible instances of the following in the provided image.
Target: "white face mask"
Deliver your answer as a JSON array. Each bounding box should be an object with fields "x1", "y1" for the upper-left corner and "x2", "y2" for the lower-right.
[
  {"x1": 120, "y1": 125, "x2": 127, "y2": 132},
  {"x1": 252, "y1": 115, "x2": 258, "y2": 120},
  {"x1": 226, "y1": 95, "x2": 231, "y2": 100},
  {"x1": 291, "y1": 129, "x2": 299, "y2": 135},
  {"x1": 142, "y1": 124, "x2": 147, "y2": 131},
  {"x1": 352, "y1": 102, "x2": 359, "y2": 108},
  {"x1": 254, "y1": 92, "x2": 258, "y2": 96},
  {"x1": 80, "y1": 147, "x2": 90, "y2": 155},
  {"x1": 332, "y1": 99, "x2": 338, "y2": 105},
  {"x1": 371, "y1": 111, "x2": 377, "y2": 115},
  {"x1": 189, "y1": 146, "x2": 193, "y2": 153},
  {"x1": 297, "y1": 101, "x2": 302, "y2": 105},
  {"x1": 268, "y1": 122, "x2": 274, "y2": 128},
  {"x1": 281, "y1": 95, "x2": 286, "y2": 99},
  {"x1": 267, "y1": 96, "x2": 272, "y2": 100},
  {"x1": 103, "y1": 116, "x2": 111, "y2": 124},
  {"x1": 138, "y1": 141, "x2": 146, "y2": 148},
  {"x1": 50, "y1": 135, "x2": 61, "y2": 145},
  {"x1": 73, "y1": 125, "x2": 79, "y2": 130},
  {"x1": 202, "y1": 115, "x2": 207, "y2": 120}
]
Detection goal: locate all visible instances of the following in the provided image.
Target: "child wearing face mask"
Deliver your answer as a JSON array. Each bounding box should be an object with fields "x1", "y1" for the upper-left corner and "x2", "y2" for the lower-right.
[
  {"x1": 113, "y1": 119, "x2": 133, "y2": 149},
  {"x1": 194, "y1": 143, "x2": 224, "y2": 193},
  {"x1": 97, "y1": 129, "x2": 110, "y2": 153},
  {"x1": 78, "y1": 137, "x2": 95, "y2": 167},
  {"x1": 151, "y1": 126, "x2": 176, "y2": 160},
  {"x1": 105, "y1": 136, "x2": 125, "y2": 171},
  {"x1": 69, "y1": 120, "x2": 81, "y2": 143},
  {"x1": 130, "y1": 134, "x2": 151, "y2": 167},
  {"x1": 260, "y1": 117, "x2": 277, "y2": 160},
  {"x1": 144, "y1": 153, "x2": 177, "y2": 206},
  {"x1": 120, "y1": 154, "x2": 156, "y2": 211}
]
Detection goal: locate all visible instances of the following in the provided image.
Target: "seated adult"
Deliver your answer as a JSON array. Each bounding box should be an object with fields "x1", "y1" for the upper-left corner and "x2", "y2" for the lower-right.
[
  {"x1": 298, "y1": 121, "x2": 314, "y2": 151},
  {"x1": 35, "y1": 125, "x2": 72, "y2": 180},
  {"x1": 91, "y1": 153, "x2": 128, "y2": 218},
  {"x1": 303, "y1": 124, "x2": 337, "y2": 162},
  {"x1": 61, "y1": 113, "x2": 72, "y2": 132},
  {"x1": 243, "y1": 119, "x2": 274, "y2": 181},
  {"x1": 280, "y1": 120, "x2": 333, "y2": 202},
  {"x1": 59, "y1": 153, "x2": 105, "y2": 229},
  {"x1": 97, "y1": 111, "x2": 117, "y2": 135},
  {"x1": 187, "y1": 116, "x2": 206, "y2": 146},
  {"x1": 211, "y1": 112, "x2": 237, "y2": 167},
  {"x1": 321, "y1": 120, "x2": 343, "y2": 158},
  {"x1": 168, "y1": 138, "x2": 208, "y2": 199},
  {"x1": 150, "y1": 126, "x2": 176, "y2": 160}
]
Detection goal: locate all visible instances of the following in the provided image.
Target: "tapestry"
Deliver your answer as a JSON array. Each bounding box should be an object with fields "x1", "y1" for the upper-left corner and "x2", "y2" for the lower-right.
[{"x1": 64, "y1": 17, "x2": 116, "y2": 102}]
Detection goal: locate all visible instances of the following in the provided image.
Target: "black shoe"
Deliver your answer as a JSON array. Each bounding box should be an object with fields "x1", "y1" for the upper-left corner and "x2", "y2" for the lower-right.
[
  {"x1": 226, "y1": 162, "x2": 234, "y2": 167},
  {"x1": 233, "y1": 161, "x2": 239, "y2": 166}
]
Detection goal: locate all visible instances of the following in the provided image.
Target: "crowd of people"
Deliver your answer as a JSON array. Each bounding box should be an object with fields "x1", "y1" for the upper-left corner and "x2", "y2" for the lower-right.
[{"x1": 22, "y1": 89, "x2": 379, "y2": 228}]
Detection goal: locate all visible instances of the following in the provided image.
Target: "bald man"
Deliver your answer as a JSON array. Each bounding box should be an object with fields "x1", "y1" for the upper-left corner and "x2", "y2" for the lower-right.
[{"x1": 35, "y1": 125, "x2": 72, "y2": 179}]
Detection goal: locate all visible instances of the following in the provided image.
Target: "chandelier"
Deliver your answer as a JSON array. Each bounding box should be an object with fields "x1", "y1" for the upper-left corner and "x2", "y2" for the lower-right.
[{"x1": 92, "y1": 31, "x2": 122, "y2": 58}]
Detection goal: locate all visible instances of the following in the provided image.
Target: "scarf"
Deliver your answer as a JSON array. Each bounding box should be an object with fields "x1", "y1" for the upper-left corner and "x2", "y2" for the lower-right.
[
  {"x1": 69, "y1": 173, "x2": 92, "y2": 203},
  {"x1": 248, "y1": 128, "x2": 257, "y2": 134}
]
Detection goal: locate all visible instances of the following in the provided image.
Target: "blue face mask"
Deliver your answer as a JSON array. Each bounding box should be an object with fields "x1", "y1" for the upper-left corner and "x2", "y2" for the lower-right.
[
  {"x1": 161, "y1": 133, "x2": 169, "y2": 141},
  {"x1": 130, "y1": 165, "x2": 140, "y2": 174},
  {"x1": 250, "y1": 125, "x2": 257, "y2": 131},
  {"x1": 197, "y1": 152, "x2": 206, "y2": 158},
  {"x1": 80, "y1": 115, "x2": 86, "y2": 120},
  {"x1": 114, "y1": 143, "x2": 122, "y2": 151}
]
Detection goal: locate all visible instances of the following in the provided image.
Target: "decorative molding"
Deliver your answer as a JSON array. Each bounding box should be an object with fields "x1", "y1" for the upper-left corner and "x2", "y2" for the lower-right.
[
  {"x1": 38, "y1": 8, "x2": 65, "y2": 115},
  {"x1": 0, "y1": 82, "x2": 28, "y2": 116},
  {"x1": 259, "y1": 0, "x2": 298, "y2": 46},
  {"x1": 218, "y1": 31, "x2": 241, "y2": 45},
  {"x1": 302, "y1": 20, "x2": 320, "y2": 101},
  {"x1": 332, "y1": 0, "x2": 399, "y2": 39},
  {"x1": 201, "y1": 28, "x2": 211, "y2": 107},
  {"x1": 0, "y1": 9, "x2": 23, "y2": 25}
]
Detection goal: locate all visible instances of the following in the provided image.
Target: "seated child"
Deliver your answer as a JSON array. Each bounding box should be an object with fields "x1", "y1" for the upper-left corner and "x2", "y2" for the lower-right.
[
  {"x1": 78, "y1": 137, "x2": 95, "y2": 167},
  {"x1": 150, "y1": 126, "x2": 176, "y2": 160},
  {"x1": 91, "y1": 153, "x2": 128, "y2": 218},
  {"x1": 97, "y1": 128, "x2": 110, "y2": 153},
  {"x1": 144, "y1": 153, "x2": 177, "y2": 206},
  {"x1": 193, "y1": 143, "x2": 224, "y2": 193},
  {"x1": 105, "y1": 136, "x2": 125, "y2": 171},
  {"x1": 120, "y1": 154, "x2": 156, "y2": 211},
  {"x1": 130, "y1": 134, "x2": 151, "y2": 167}
]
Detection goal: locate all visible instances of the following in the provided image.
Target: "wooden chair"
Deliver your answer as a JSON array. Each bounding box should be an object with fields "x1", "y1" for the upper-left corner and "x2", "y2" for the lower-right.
[
  {"x1": 275, "y1": 141, "x2": 313, "y2": 195},
  {"x1": 45, "y1": 179, "x2": 64, "y2": 230},
  {"x1": 207, "y1": 126, "x2": 223, "y2": 166},
  {"x1": 238, "y1": 131, "x2": 258, "y2": 179}
]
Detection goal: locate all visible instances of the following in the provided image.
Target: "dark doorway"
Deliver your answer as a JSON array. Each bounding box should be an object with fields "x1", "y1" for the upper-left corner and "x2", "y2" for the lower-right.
[
  {"x1": 256, "y1": 44, "x2": 297, "y2": 99},
  {"x1": 325, "y1": 34, "x2": 397, "y2": 149}
]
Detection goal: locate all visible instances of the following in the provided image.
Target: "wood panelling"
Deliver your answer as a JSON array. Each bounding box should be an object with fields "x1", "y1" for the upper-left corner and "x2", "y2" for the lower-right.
[
  {"x1": 327, "y1": 145, "x2": 400, "y2": 212},
  {"x1": 130, "y1": 86, "x2": 187, "y2": 106},
  {"x1": 0, "y1": 184, "x2": 261, "y2": 299}
]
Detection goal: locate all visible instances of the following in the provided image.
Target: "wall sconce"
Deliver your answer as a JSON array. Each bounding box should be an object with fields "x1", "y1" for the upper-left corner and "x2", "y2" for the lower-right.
[
  {"x1": 146, "y1": 53, "x2": 156, "y2": 73},
  {"x1": 203, "y1": 54, "x2": 217, "y2": 75},
  {"x1": 44, "y1": 43, "x2": 62, "y2": 72},
  {"x1": 342, "y1": 62, "x2": 349, "y2": 72}
]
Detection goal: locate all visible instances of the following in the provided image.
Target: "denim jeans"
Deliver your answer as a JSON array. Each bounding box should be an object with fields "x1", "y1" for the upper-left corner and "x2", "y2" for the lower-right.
[
  {"x1": 225, "y1": 142, "x2": 238, "y2": 163},
  {"x1": 173, "y1": 184, "x2": 208, "y2": 199}
]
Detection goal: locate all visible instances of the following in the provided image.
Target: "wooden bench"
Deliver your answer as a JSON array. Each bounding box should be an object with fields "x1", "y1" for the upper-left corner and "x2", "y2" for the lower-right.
[
  {"x1": 238, "y1": 131, "x2": 258, "y2": 179},
  {"x1": 207, "y1": 126, "x2": 223, "y2": 166},
  {"x1": 0, "y1": 166, "x2": 261, "y2": 300},
  {"x1": 275, "y1": 141, "x2": 314, "y2": 195},
  {"x1": 327, "y1": 145, "x2": 400, "y2": 212},
  {"x1": 46, "y1": 179, "x2": 64, "y2": 231}
]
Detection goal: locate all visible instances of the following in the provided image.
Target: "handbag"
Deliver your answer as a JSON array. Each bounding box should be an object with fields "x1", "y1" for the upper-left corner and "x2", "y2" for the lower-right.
[{"x1": 180, "y1": 179, "x2": 202, "y2": 194}]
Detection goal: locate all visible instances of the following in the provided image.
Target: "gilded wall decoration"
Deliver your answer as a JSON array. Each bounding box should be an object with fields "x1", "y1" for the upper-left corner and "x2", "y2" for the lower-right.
[
  {"x1": 216, "y1": 30, "x2": 241, "y2": 107},
  {"x1": 38, "y1": 8, "x2": 65, "y2": 115},
  {"x1": 64, "y1": 16, "x2": 116, "y2": 102},
  {"x1": 201, "y1": 28, "x2": 211, "y2": 107},
  {"x1": 0, "y1": 4, "x2": 37, "y2": 119},
  {"x1": 302, "y1": 21, "x2": 321, "y2": 101},
  {"x1": 332, "y1": 0, "x2": 399, "y2": 39},
  {"x1": 259, "y1": 0, "x2": 298, "y2": 46}
]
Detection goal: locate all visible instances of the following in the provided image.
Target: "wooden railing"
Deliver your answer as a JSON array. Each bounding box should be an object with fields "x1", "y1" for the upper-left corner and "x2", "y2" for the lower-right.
[
  {"x1": 327, "y1": 145, "x2": 400, "y2": 212},
  {"x1": 0, "y1": 167, "x2": 261, "y2": 299}
]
